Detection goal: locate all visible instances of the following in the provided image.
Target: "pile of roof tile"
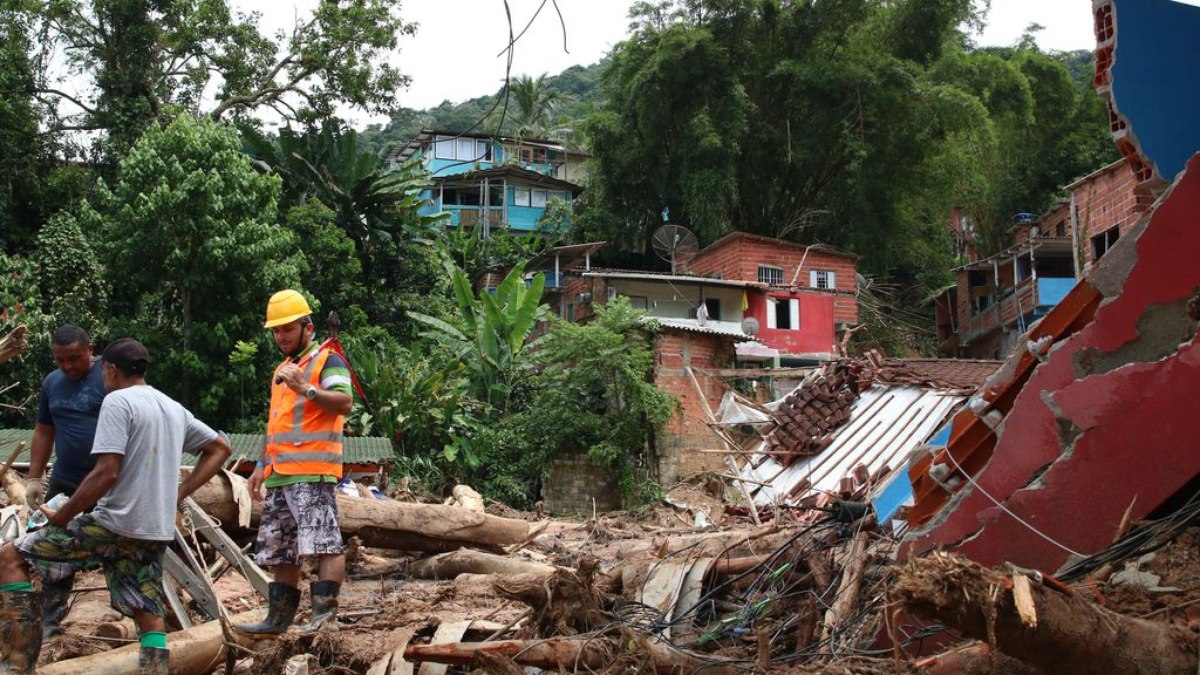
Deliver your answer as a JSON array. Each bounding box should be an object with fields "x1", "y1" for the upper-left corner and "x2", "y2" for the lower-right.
[
  {"x1": 762, "y1": 360, "x2": 869, "y2": 463},
  {"x1": 761, "y1": 353, "x2": 1000, "y2": 467}
]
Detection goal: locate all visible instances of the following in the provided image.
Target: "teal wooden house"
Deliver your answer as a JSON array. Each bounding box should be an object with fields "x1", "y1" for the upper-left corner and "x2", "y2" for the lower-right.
[{"x1": 391, "y1": 130, "x2": 586, "y2": 233}]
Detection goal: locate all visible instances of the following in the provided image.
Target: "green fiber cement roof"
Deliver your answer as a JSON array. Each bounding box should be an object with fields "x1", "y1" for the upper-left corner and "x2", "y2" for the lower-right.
[{"x1": 0, "y1": 429, "x2": 394, "y2": 466}]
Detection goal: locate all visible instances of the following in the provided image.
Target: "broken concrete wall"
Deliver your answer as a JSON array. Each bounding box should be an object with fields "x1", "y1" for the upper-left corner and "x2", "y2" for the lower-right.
[{"x1": 906, "y1": 154, "x2": 1200, "y2": 570}]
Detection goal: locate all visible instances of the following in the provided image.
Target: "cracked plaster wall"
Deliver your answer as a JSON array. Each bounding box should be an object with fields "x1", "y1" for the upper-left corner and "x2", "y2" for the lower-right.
[{"x1": 905, "y1": 154, "x2": 1200, "y2": 570}]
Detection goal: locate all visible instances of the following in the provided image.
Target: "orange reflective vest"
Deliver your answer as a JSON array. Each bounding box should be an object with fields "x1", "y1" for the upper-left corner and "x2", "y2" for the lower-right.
[{"x1": 262, "y1": 348, "x2": 344, "y2": 479}]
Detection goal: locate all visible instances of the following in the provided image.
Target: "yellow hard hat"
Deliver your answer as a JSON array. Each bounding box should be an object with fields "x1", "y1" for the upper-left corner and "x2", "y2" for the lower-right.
[{"x1": 264, "y1": 290, "x2": 312, "y2": 328}]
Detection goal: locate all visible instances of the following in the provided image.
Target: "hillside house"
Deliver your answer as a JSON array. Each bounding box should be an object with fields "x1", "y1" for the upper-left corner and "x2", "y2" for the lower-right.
[
  {"x1": 938, "y1": 158, "x2": 1148, "y2": 359},
  {"x1": 391, "y1": 130, "x2": 585, "y2": 233},
  {"x1": 533, "y1": 232, "x2": 860, "y2": 484}
]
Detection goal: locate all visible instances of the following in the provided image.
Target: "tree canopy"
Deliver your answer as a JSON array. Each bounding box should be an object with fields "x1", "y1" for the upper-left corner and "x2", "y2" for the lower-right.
[{"x1": 575, "y1": 0, "x2": 1117, "y2": 329}]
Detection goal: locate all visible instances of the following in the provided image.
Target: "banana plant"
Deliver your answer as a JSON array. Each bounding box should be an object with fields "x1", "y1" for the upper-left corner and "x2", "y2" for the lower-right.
[{"x1": 409, "y1": 260, "x2": 547, "y2": 414}]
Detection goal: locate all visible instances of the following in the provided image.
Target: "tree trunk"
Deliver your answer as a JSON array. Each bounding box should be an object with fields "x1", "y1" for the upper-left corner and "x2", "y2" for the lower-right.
[
  {"x1": 403, "y1": 636, "x2": 738, "y2": 674},
  {"x1": 39, "y1": 609, "x2": 265, "y2": 675},
  {"x1": 190, "y1": 474, "x2": 530, "y2": 552},
  {"x1": 893, "y1": 553, "x2": 1198, "y2": 675},
  {"x1": 408, "y1": 548, "x2": 557, "y2": 580}
]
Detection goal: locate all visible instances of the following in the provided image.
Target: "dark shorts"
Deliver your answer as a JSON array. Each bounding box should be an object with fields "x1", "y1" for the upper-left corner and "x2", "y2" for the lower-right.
[
  {"x1": 15, "y1": 514, "x2": 167, "y2": 619},
  {"x1": 255, "y1": 482, "x2": 344, "y2": 567}
]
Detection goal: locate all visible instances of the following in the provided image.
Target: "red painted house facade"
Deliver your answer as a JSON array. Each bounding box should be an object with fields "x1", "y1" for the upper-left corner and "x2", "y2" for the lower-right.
[{"x1": 686, "y1": 233, "x2": 859, "y2": 358}]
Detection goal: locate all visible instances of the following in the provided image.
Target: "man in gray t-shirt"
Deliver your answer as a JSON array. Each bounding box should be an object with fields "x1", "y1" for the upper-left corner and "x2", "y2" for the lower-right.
[{"x1": 0, "y1": 338, "x2": 232, "y2": 674}]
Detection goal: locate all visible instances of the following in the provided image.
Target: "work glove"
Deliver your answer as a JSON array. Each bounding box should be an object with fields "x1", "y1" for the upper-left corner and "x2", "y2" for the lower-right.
[{"x1": 23, "y1": 477, "x2": 44, "y2": 509}]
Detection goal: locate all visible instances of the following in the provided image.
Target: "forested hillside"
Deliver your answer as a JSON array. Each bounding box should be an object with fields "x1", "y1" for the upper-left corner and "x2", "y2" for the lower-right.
[{"x1": 358, "y1": 62, "x2": 605, "y2": 156}]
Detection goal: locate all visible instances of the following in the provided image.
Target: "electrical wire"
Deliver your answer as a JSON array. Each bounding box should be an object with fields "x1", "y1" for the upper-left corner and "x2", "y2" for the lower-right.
[{"x1": 941, "y1": 441, "x2": 1086, "y2": 559}]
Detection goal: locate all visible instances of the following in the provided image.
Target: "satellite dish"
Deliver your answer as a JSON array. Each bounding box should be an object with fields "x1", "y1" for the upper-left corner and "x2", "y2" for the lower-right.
[
  {"x1": 651, "y1": 224, "x2": 700, "y2": 274},
  {"x1": 741, "y1": 316, "x2": 760, "y2": 336}
]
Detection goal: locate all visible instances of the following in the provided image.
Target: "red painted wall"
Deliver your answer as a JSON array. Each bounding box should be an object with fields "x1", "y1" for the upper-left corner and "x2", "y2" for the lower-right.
[
  {"x1": 688, "y1": 233, "x2": 859, "y2": 324},
  {"x1": 745, "y1": 291, "x2": 837, "y2": 355},
  {"x1": 906, "y1": 154, "x2": 1200, "y2": 571}
]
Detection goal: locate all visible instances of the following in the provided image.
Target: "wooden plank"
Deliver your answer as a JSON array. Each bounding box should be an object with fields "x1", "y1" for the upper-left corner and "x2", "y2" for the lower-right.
[
  {"x1": 163, "y1": 548, "x2": 220, "y2": 622},
  {"x1": 181, "y1": 496, "x2": 271, "y2": 597},
  {"x1": 417, "y1": 621, "x2": 473, "y2": 675}
]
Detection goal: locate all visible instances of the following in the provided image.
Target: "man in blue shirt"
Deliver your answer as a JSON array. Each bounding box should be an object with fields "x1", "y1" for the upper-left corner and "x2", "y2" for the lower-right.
[{"x1": 24, "y1": 325, "x2": 105, "y2": 638}]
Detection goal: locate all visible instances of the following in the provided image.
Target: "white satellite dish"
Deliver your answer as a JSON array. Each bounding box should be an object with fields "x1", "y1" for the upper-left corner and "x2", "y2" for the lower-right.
[
  {"x1": 741, "y1": 316, "x2": 760, "y2": 336},
  {"x1": 651, "y1": 224, "x2": 700, "y2": 274}
]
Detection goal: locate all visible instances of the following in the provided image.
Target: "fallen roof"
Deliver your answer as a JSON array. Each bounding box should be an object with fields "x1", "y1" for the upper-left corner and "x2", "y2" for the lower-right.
[
  {"x1": 0, "y1": 429, "x2": 394, "y2": 467},
  {"x1": 729, "y1": 354, "x2": 997, "y2": 509},
  {"x1": 874, "y1": 358, "x2": 1001, "y2": 393},
  {"x1": 742, "y1": 384, "x2": 964, "y2": 506}
]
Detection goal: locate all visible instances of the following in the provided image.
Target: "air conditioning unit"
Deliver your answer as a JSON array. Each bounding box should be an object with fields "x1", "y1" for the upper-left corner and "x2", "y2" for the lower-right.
[{"x1": 576, "y1": 292, "x2": 593, "y2": 304}]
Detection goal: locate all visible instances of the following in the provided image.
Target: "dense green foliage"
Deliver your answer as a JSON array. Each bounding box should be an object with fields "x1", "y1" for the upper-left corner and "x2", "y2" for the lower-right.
[
  {"x1": 506, "y1": 299, "x2": 676, "y2": 498},
  {"x1": 85, "y1": 115, "x2": 303, "y2": 421},
  {"x1": 575, "y1": 0, "x2": 1116, "y2": 352},
  {"x1": 16, "y1": 0, "x2": 412, "y2": 165}
]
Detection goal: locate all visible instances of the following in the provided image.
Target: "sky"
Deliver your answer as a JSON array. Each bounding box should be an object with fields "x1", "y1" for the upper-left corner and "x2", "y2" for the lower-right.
[{"x1": 249, "y1": 0, "x2": 1200, "y2": 125}]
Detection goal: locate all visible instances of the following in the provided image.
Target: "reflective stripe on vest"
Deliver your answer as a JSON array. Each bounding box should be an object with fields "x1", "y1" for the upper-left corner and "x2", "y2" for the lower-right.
[{"x1": 262, "y1": 347, "x2": 345, "y2": 479}]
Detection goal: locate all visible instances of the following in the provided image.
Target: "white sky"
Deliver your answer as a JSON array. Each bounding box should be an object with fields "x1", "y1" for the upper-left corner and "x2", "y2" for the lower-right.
[{"x1": 244, "y1": 0, "x2": 1200, "y2": 127}]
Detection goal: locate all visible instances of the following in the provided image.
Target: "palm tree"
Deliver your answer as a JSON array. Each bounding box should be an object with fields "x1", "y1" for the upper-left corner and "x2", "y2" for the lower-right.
[
  {"x1": 245, "y1": 122, "x2": 442, "y2": 318},
  {"x1": 507, "y1": 73, "x2": 569, "y2": 139}
]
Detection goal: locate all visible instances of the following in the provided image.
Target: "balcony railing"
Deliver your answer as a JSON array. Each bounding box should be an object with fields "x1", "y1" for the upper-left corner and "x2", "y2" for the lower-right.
[{"x1": 961, "y1": 276, "x2": 1075, "y2": 341}]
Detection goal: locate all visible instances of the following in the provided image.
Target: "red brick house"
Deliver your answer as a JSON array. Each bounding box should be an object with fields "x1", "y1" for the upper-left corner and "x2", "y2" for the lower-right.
[
  {"x1": 533, "y1": 232, "x2": 860, "y2": 483},
  {"x1": 938, "y1": 157, "x2": 1149, "y2": 359}
]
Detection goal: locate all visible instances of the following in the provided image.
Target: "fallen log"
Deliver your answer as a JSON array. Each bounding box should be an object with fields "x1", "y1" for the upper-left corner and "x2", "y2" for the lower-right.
[
  {"x1": 0, "y1": 464, "x2": 26, "y2": 508},
  {"x1": 894, "y1": 553, "x2": 1199, "y2": 674},
  {"x1": 40, "y1": 608, "x2": 265, "y2": 675},
  {"x1": 821, "y1": 530, "x2": 869, "y2": 642},
  {"x1": 403, "y1": 636, "x2": 740, "y2": 674},
  {"x1": 408, "y1": 548, "x2": 557, "y2": 580},
  {"x1": 0, "y1": 325, "x2": 28, "y2": 364},
  {"x1": 191, "y1": 473, "x2": 529, "y2": 551},
  {"x1": 451, "y1": 572, "x2": 549, "y2": 599},
  {"x1": 494, "y1": 557, "x2": 610, "y2": 635}
]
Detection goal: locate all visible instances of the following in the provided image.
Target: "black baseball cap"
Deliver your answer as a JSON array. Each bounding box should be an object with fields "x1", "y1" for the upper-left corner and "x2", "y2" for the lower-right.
[{"x1": 102, "y1": 338, "x2": 151, "y2": 375}]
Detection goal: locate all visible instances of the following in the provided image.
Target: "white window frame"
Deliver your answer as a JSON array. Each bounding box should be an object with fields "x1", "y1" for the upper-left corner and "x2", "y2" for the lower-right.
[
  {"x1": 758, "y1": 265, "x2": 784, "y2": 285},
  {"x1": 513, "y1": 188, "x2": 531, "y2": 207},
  {"x1": 810, "y1": 270, "x2": 836, "y2": 290},
  {"x1": 434, "y1": 135, "x2": 456, "y2": 159},
  {"x1": 531, "y1": 189, "x2": 548, "y2": 208}
]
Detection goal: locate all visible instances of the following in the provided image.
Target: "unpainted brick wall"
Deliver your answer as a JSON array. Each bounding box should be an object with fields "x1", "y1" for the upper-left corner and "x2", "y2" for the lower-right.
[
  {"x1": 1072, "y1": 159, "x2": 1146, "y2": 269},
  {"x1": 543, "y1": 453, "x2": 623, "y2": 516},
  {"x1": 653, "y1": 330, "x2": 730, "y2": 484},
  {"x1": 687, "y1": 234, "x2": 859, "y2": 323}
]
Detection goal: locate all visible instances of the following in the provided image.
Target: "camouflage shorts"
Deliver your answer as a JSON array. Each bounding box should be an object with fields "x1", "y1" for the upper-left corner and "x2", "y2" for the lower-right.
[
  {"x1": 15, "y1": 513, "x2": 167, "y2": 619},
  {"x1": 254, "y1": 482, "x2": 344, "y2": 567}
]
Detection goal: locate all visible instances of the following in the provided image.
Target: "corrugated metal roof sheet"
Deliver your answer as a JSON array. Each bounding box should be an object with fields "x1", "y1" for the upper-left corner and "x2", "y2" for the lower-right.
[
  {"x1": 648, "y1": 317, "x2": 761, "y2": 341},
  {"x1": 0, "y1": 429, "x2": 393, "y2": 466},
  {"x1": 584, "y1": 270, "x2": 762, "y2": 289},
  {"x1": 742, "y1": 385, "x2": 962, "y2": 506}
]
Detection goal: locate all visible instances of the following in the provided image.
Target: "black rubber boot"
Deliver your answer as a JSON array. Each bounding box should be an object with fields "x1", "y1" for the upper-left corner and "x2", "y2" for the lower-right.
[
  {"x1": 0, "y1": 590, "x2": 43, "y2": 674},
  {"x1": 42, "y1": 574, "x2": 74, "y2": 639},
  {"x1": 137, "y1": 646, "x2": 169, "y2": 675},
  {"x1": 296, "y1": 580, "x2": 340, "y2": 633},
  {"x1": 233, "y1": 582, "x2": 300, "y2": 636}
]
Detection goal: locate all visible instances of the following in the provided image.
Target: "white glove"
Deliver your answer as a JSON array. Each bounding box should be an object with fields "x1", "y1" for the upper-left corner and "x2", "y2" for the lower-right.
[{"x1": 23, "y1": 477, "x2": 45, "y2": 509}]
